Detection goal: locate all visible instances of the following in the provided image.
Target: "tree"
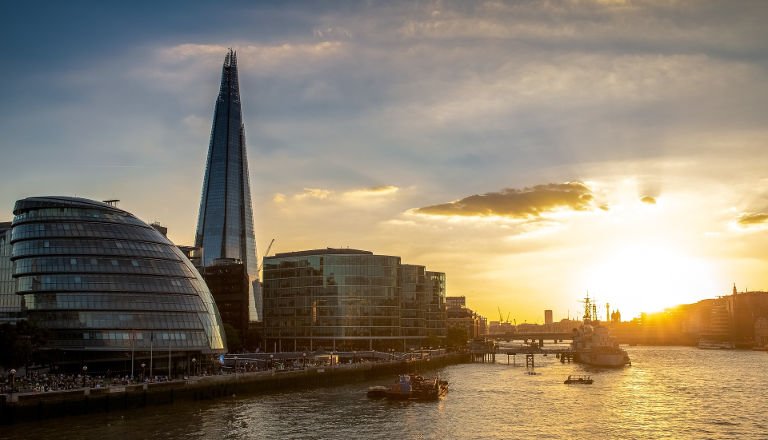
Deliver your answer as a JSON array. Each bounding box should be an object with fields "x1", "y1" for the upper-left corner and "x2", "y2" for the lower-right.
[
  {"x1": 222, "y1": 323, "x2": 242, "y2": 353},
  {"x1": 446, "y1": 327, "x2": 468, "y2": 349},
  {"x1": 0, "y1": 321, "x2": 50, "y2": 369}
]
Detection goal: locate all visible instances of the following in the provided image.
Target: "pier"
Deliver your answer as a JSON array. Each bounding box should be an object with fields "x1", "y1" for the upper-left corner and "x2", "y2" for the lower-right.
[{"x1": 469, "y1": 340, "x2": 575, "y2": 365}]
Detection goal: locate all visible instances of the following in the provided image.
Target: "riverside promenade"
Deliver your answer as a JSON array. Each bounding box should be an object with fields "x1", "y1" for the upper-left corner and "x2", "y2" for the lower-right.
[{"x1": 0, "y1": 352, "x2": 468, "y2": 425}]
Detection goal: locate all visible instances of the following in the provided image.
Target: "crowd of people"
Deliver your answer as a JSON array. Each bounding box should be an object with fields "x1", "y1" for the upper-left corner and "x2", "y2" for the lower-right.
[{"x1": 1, "y1": 371, "x2": 175, "y2": 394}]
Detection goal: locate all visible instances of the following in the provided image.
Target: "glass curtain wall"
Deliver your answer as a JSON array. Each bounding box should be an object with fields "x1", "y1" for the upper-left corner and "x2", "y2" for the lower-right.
[
  {"x1": 262, "y1": 249, "x2": 401, "y2": 351},
  {"x1": 10, "y1": 197, "x2": 226, "y2": 372}
]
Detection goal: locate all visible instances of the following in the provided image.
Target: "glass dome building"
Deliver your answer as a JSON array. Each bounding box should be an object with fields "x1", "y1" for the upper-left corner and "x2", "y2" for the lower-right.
[{"x1": 10, "y1": 196, "x2": 226, "y2": 371}]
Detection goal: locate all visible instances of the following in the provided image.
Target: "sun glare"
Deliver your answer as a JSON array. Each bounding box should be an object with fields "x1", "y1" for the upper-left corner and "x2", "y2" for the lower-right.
[{"x1": 583, "y1": 243, "x2": 719, "y2": 319}]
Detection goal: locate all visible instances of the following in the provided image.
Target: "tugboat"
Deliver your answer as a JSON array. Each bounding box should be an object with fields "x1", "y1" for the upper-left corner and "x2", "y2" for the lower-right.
[
  {"x1": 571, "y1": 295, "x2": 631, "y2": 368},
  {"x1": 368, "y1": 374, "x2": 448, "y2": 400}
]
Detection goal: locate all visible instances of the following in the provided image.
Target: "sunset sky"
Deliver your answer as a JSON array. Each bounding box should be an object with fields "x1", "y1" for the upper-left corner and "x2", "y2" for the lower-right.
[{"x1": 2, "y1": 1, "x2": 767, "y2": 322}]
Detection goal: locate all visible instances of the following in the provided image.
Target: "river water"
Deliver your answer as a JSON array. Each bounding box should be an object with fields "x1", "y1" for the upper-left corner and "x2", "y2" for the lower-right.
[{"x1": 3, "y1": 346, "x2": 767, "y2": 439}]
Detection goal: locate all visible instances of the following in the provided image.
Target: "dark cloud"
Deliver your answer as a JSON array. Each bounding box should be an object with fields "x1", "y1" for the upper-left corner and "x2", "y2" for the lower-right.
[
  {"x1": 738, "y1": 212, "x2": 768, "y2": 226},
  {"x1": 415, "y1": 182, "x2": 598, "y2": 218},
  {"x1": 640, "y1": 195, "x2": 656, "y2": 204}
]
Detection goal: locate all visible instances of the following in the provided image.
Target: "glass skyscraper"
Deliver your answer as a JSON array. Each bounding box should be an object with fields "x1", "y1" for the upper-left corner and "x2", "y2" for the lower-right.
[{"x1": 195, "y1": 49, "x2": 260, "y2": 322}]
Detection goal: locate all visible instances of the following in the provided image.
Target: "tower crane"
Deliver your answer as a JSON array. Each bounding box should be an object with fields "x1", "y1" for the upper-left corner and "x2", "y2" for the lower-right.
[{"x1": 257, "y1": 238, "x2": 275, "y2": 272}]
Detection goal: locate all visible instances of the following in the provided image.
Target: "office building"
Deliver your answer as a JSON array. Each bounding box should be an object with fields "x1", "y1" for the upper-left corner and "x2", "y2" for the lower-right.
[
  {"x1": 425, "y1": 271, "x2": 447, "y2": 340},
  {"x1": 545, "y1": 309, "x2": 553, "y2": 326},
  {"x1": 446, "y1": 296, "x2": 486, "y2": 340},
  {"x1": 194, "y1": 49, "x2": 261, "y2": 322},
  {"x1": 200, "y1": 259, "x2": 250, "y2": 346},
  {"x1": 400, "y1": 264, "x2": 428, "y2": 341},
  {"x1": 262, "y1": 248, "x2": 446, "y2": 351},
  {"x1": 10, "y1": 196, "x2": 226, "y2": 371}
]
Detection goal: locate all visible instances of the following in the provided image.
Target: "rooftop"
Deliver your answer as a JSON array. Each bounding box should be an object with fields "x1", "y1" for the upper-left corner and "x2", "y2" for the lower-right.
[{"x1": 271, "y1": 248, "x2": 374, "y2": 258}]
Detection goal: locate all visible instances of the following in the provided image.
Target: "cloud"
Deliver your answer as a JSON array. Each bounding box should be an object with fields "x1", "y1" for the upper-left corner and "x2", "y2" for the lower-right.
[
  {"x1": 273, "y1": 193, "x2": 287, "y2": 203},
  {"x1": 414, "y1": 182, "x2": 599, "y2": 219},
  {"x1": 274, "y1": 185, "x2": 400, "y2": 204},
  {"x1": 343, "y1": 185, "x2": 399, "y2": 199},
  {"x1": 640, "y1": 195, "x2": 657, "y2": 204},
  {"x1": 737, "y1": 212, "x2": 768, "y2": 227},
  {"x1": 293, "y1": 188, "x2": 332, "y2": 201}
]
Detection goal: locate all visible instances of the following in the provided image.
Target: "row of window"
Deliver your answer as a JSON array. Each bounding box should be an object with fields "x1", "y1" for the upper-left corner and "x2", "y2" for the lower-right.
[
  {"x1": 37, "y1": 311, "x2": 205, "y2": 330},
  {"x1": 264, "y1": 265, "x2": 399, "y2": 279},
  {"x1": 13, "y1": 207, "x2": 145, "y2": 227},
  {"x1": 266, "y1": 307, "x2": 400, "y2": 318},
  {"x1": 265, "y1": 326, "x2": 401, "y2": 337},
  {"x1": 264, "y1": 286, "x2": 400, "y2": 298},
  {"x1": 11, "y1": 222, "x2": 163, "y2": 243},
  {"x1": 14, "y1": 256, "x2": 195, "y2": 278},
  {"x1": 266, "y1": 276, "x2": 398, "y2": 289},
  {"x1": 17, "y1": 274, "x2": 206, "y2": 295},
  {"x1": 24, "y1": 292, "x2": 205, "y2": 313},
  {"x1": 12, "y1": 238, "x2": 179, "y2": 260},
  {"x1": 265, "y1": 255, "x2": 400, "y2": 269},
  {"x1": 50, "y1": 330, "x2": 213, "y2": 349}
]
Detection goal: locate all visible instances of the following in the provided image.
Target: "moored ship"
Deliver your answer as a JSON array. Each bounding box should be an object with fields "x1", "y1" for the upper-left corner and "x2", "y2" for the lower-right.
[{"x1": 571, "y1": 295, "x2": 631, "y2": 368}]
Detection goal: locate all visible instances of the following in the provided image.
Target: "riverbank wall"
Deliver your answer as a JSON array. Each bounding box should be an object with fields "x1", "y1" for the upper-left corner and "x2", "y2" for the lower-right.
[{"x1": 0, "y1": 352, "x2": 468, "y2": 425}]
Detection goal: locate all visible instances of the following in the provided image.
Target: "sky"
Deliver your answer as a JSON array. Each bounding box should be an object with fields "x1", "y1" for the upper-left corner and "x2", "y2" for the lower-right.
[{"x1": 2, "y1": 0, "x2": 768, "y2": 322}]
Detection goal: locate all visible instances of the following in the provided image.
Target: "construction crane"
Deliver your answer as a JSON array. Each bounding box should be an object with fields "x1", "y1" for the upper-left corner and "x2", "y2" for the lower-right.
[
  {"x1": 257, "y1": 238, "x2": 275, "y2": 272},
  {"x1": 497, "y1": 307, "x2": 514, "y2": 324}
]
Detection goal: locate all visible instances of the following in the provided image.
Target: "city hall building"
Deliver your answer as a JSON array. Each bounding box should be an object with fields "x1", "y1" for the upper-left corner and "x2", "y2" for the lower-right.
[
  {"x1": 8, "y1": 196, "x2": 226, "y2": 373},
  {"x1": 262, "y1": 248, "x2": 446, "y2": 352}
]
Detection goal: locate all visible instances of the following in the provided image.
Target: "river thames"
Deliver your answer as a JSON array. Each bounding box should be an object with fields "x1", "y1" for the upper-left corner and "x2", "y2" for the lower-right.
[{"x1": 2, "y1": 346, "x2": 766, "y2": 439}]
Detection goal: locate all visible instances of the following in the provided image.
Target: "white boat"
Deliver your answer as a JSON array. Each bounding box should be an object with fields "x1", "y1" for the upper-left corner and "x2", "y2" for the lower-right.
[
  {"x1": 571, "y1": 295, "x2": 631, "y2": 368},
  {"x1": 697, "y1": 340, "x2": 735, "y2": 350}
]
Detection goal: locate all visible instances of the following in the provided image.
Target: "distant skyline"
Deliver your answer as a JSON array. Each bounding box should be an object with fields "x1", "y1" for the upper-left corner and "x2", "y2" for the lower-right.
[{"x1": 2, "y1": 1, "x2": 768, "y2": 322}]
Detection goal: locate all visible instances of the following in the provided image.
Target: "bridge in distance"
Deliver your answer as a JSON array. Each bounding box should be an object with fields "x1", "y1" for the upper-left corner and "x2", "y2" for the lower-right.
[{"x1": 485, "y1": 332, "x2": 574, "y2": 344}]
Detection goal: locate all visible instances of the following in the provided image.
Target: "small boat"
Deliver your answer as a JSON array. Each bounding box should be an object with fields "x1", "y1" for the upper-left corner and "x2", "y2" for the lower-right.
[
  {"x1": 370, "y1": 375, "x2": 448, "y2": 400},
  {"x1": 697, "y1": 339, "x2": 735, "y2": 350},
  {"x1": 564, "y1": 375, "x2": 593, "y2": 385},
  {"x1": 366, "y1": 386, "x2": 388, "y2": 398}
]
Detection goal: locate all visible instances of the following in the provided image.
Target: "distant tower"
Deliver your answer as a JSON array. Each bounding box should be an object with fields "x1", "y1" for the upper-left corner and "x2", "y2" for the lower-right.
[
  {"x1": 733, "y1": 283, "x2": 737, "y2": 296},
  {"x1": 195, "y1": 49, "x2": 260, "y2": 323},
  {"x1": 606, "y1": 303, "x2": 610, "y2": 322},
  {"x1": 544, "y1": 309, "x2": 553, "y2": 326}
]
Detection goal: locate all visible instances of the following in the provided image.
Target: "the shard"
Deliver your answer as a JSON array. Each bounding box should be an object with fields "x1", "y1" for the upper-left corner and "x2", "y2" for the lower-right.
[{"x1": 195, "y1": 49, "x2": 260, "y2": 322}]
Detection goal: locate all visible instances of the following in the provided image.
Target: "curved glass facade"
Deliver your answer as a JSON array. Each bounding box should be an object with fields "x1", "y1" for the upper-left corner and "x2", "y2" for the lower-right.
[{"x1": 10, "y1": 197, "x2": 226, "y2": 356}]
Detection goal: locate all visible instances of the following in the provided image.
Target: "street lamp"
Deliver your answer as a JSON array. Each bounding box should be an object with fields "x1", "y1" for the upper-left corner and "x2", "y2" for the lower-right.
[
  {"x1": 269, "y1": 354, "x2": 274, "y2": 370},
  {"x1": 302, "y1": 352, "x2": 306, "y2": 369},
  {"x1": 191, "y1": 358, "x2": 197, "y2": 376},
  {"x1": 8, "y1": 369, "x2": 16, "y2": 397},
  {"x1": 234, "y1": 356, "x2": 239, "y2": 378},
  {"x1": 82, "y1": 365, "x2": 88, "y2": 388},
  {"x1": 141, "y1": 362, "x2": 146, "y2": 381}
]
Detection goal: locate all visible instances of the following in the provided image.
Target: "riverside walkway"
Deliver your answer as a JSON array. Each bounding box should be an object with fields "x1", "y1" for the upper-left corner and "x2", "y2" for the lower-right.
[{"x1": 0, "y1": 351, "x2": 468, "y2": 425}]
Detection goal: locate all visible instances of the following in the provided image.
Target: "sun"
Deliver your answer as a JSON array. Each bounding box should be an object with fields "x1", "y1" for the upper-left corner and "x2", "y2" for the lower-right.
[{"x1": 582, "y1": 243, "x2": 719, "y2": 319}]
